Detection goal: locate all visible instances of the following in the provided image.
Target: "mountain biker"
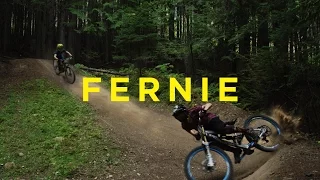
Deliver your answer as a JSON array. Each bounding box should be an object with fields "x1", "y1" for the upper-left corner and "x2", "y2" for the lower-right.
[
  {"x1": 53, "y1": 43, "x2": 72, "y2": 73},
  {"x1": 172, "y1": 103, "x2": 257, "y2": 164}
]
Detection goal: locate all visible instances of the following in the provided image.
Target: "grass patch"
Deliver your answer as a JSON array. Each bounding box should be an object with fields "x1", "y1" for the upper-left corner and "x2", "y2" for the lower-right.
[{"x1": 0, "y1": 79, "x2": 121, "y2": 179}]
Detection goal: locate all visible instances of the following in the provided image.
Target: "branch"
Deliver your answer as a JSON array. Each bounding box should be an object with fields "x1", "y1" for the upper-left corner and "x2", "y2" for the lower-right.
[{"x1": 79, "y1": 67, "x2": 129, "y2": 76}]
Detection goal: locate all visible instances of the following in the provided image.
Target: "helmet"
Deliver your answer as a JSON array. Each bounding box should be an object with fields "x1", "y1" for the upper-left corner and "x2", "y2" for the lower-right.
[
  {"x1": 57, "y1": 43, "x2": 63, "y2": 50},
  {"x1": 172, "y1": 104, "x2": 187, "y2": 116},
  {"x1": 172, "y1": 104, "x2": 188, "y2": 122}
]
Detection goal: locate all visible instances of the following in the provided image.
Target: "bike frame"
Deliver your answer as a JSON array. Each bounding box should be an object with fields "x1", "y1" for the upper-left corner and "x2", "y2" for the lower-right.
[
  {"x1": 197, "y1": 115, "x2": 267, "y2": 167},
  {"x1": 58, "y1": 57, "x2": 71, "y2": 71}
]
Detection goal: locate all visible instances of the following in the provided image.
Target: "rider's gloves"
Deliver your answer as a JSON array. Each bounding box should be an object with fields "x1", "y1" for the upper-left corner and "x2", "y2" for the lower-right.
[
  {"x1": 199, "y1": 109, "x2": 206, "y2": 117},
  {"x1": 195, "y1": 133, "x2": 201, "y2": 141}
]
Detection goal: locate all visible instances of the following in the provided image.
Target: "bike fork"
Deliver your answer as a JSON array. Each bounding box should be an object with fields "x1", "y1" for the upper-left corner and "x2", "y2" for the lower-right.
[{"x1": 203, "y1": 141, "x2": 214, "y2": 167}]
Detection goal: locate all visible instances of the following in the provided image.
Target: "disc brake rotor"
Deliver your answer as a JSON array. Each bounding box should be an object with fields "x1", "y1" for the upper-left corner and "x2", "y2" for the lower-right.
[
  {"x1": 201, "y1": 159, "x2": 216, "y2": 172},
  {"x1": 260, "y1": 125, "x2": 272, "y2": 136}
]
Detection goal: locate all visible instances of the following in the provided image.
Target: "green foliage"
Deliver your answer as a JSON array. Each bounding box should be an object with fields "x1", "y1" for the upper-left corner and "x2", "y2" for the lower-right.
[
  {"x1": 14, "y1": 0, "x2": 320, "y2": 134},
  {"x1": 81, "y1": 50, "x2": 102, "y2": 63},
  {"x1": 0, "y1": 79, "x2": 120, "y2": 178},
  {"x1": 155, "y1": 41, "x2": 187, "y2": 62},
  {"x1": 110, "y1": 2, "x2": 159, "y2": 58}
]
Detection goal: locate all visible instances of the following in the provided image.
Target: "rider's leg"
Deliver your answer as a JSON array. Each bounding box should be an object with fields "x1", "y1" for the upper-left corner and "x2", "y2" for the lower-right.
[
  {"x1": 206, "y1": 116, "x2": 257, "y2": 137},
  {"x1": 234, "y1": 127, "x2": 260, "y2": 143},
  {"x1": 205, "y1": 118, "x2": 243, "y2": 164},
  {"x1": 206, "y1": 117, "x2": 258, "y2": 144},
  {"x1": 58, "y1": 59, "x2": 63, "y2": 72},
  {"x1": 212, "y1": 139, "x2": 242, "y2": 164}
]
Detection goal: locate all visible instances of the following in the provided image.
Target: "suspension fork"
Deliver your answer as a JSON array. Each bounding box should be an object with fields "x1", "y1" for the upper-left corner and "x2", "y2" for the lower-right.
[{"x1": 200, "y1": 126, "x2": 214, "y2": 167}]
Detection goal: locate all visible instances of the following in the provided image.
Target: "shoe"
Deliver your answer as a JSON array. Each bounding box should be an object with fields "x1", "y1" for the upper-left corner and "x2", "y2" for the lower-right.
[
  {"x1": 243, "y1": 148, "x2": 254, "y2": 155},
  {"x1": 234, "y1": 149, "x2": 242, "y2": 164}
]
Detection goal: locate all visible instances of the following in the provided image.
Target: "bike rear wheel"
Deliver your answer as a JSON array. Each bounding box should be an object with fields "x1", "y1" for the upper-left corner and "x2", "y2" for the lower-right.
[
  {"x1": 64, "y1": 66, "x2": 76, "y2": 84},
  {"x1": 243, "y1": 115, "x2": 282, "y2": 152},
  {"x1": 184, "y1": 145, "x2": 233, "y2": 180}
]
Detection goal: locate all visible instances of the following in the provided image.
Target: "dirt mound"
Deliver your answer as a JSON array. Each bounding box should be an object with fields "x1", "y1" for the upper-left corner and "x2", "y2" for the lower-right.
[{"x1": 243, "y1": 106, "x2": 319, "y2": 180}]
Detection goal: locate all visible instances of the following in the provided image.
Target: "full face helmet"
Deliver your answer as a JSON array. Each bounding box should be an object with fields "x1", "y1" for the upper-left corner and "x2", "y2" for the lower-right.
[
  {"x1": 172, "y1": 104, "x2": 188, "y2": 122},
  {"x1": 57, "y1": 43, "x2": 64, "y2": 50}
]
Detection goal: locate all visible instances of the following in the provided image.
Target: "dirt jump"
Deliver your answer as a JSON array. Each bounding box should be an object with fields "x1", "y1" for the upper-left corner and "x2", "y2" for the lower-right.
[{"x1": 1, "y1": 58, "x2": 319, "y2": 180}]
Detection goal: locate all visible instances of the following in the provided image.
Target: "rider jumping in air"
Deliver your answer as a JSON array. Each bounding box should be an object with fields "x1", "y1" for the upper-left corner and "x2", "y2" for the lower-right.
[
  {"x1": 172, "y1": 103, "x2": 258, "y2": 164},
  {"x1": 53, "y1": 43, "x2": 72, "y2": 74}
]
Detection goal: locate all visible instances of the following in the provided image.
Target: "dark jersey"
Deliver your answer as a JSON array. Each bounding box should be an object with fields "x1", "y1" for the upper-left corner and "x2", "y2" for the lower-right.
[
  {"x1": 54, "y1": 50, "x2": 67, "y2": 60},
  {"x1": 181, "y1": 105, "x2": 217, "y2": 132}
]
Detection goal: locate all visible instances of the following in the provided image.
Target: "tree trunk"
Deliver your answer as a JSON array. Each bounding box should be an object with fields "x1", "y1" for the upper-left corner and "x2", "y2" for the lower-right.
[
  {"x1": 299, "y1": 27, "x2": 308, "y2": 63},
  {"x1": 35, "y1": 11, "x2": 42, "y2": 57},
  {"x1": 294, "y1": 32, "x2": 300, "y2": 62},
  {"x1": 272, "y1": 1, "x2": 288, "y2": 58},
  {"x1": 104, "y1": 0, "x2": 113, "y2": 64},
  {"x1": 236, "y1": 6, "x2": 250, "y2": 73},
  {"x1": 251, "y1": 9, "x2": 257, "y2": 55},
  {"x1": 289, "y1": 32, "x2": 294, "y2": 62},
  {"x1": 59, "y1": 9, "x2": 66, "y2": 46},
  {"x1": 46, "y1": 1, "x2": 55, "y2": 59},
  {"x1": 168, "y1": 4, "x2": 175, "y2": 41},
  {"x1": 257, "y1": 16, "x2": 269, "y2": 48},
  {"x1": 179, "y1": 6, "x2": 182, "y2": 41},
  {"x1": 2, "y1": 1, "x2": 12, "y2": 53},
  {"x1": 177, "y1": 6, "x2": 180, "y2": 40}
]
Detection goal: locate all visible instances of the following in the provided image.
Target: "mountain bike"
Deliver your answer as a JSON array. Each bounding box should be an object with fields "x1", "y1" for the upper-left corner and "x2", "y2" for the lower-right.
[
  {"x1": 184, "y1": 114, "x2": 282, "y2": 180},
  {"x1": 53, "y1": 57, "x2": 76, "y2": 84}
]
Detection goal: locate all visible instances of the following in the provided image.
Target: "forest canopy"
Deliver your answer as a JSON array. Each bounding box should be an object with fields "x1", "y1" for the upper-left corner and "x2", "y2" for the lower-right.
[{"x1": 0, "y1": 0, "x2": 319, "y2": 135}]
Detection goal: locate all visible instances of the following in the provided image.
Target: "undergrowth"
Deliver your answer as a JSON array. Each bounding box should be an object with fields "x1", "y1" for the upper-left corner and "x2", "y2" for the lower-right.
[{"x1": 0, "y1": 79, "x2": 121, "y2": 179}]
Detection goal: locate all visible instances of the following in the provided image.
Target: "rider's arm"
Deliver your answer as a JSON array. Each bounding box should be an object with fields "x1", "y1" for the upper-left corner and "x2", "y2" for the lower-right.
[
  {"x1": 53, "y1": 53, "x2": 58, "y2": 60},
  {"x1": 182, "y1": 123, "x2": 201, "y2": 140},
  {"x1": 190, "y1": 129, "x2": 201, "y2": 140},
  {"x1": 190, "y1": 129, "x2": 199, "y2": 136},
  {"x1": 202, "y1": 103, "x2": 212, "y2": 111},
  {"x1": 198, "y1": 103, "x2": 213, "y2": 118},
  {"x1": 66, "y1": 51, "x2": 72, "y2": 57}
]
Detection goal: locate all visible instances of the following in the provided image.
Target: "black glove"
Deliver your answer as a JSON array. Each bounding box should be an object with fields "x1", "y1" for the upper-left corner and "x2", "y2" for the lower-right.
[
  {"x1": 195, "y1": 133, "x2": 201, "y2": 141},
  {"x1": 199, "y1": 109, "x2": 206, "y2": 117}
]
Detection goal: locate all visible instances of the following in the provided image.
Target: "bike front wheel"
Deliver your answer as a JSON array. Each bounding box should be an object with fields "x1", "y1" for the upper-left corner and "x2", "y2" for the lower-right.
[
  {"x1": 184, "y1": 145, "x2": 233, "y2": 180},
  {"x1": 64, "y1": 66, "x2": 76, "y2": 84},
  {"x1": 243, "y1": 115, "x2": 282, "y2": 152}
]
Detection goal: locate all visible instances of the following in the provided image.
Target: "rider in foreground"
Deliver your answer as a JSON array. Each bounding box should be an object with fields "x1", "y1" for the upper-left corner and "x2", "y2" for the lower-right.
[
  {"x1": 53, "y1": 43, "x2": 72, "y2": 74},
  {"x1": 172, "y1": 103, "x2": 258, "y2": 164}
]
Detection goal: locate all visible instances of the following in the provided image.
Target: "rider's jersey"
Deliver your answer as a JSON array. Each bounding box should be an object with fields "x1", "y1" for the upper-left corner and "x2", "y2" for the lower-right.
[
  {"x1": 54, "y1": 49, "x2": 67, "y2": 60},
  {"x1": 181, "y1": 105, "x2": 217, "y2": 132}
]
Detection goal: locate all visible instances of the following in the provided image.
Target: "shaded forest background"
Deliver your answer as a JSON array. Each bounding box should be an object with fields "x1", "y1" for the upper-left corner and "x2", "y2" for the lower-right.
[{"x1": 0, "y1": 0, "x2": 319, "y2": 135}]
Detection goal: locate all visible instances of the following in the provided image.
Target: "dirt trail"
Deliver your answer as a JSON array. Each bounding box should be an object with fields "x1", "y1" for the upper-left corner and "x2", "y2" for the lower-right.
[
  {"x1": 3, "y1": 59, "x2": 319, "y2": 180},
  {"x1": 34, "y1": 58, "x2": 277, "y2": 180}
]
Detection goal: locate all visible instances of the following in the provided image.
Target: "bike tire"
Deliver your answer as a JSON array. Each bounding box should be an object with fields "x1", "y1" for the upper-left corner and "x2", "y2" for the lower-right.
[
  {"x1": 65, "y1": 66, "x2": 76, "y2": 84},
  {"x1": 243, "y1": 115, "x2": 282, "y2": 152},
  {"x1": 53, "y1": 60, "x2": 60, "y2": 75},
  {"x1": 184, "y1": 145, "x2": 233, "y2": 180}
]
